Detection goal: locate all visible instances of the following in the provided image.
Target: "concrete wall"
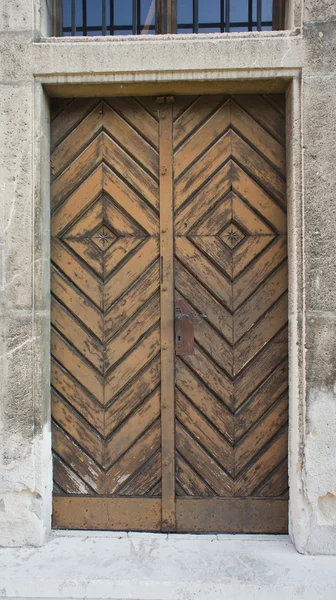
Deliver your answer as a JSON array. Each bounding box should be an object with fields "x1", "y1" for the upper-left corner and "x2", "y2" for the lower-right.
[{"x1": 0, "y1": 0, "x2": 335, "y2": 553}]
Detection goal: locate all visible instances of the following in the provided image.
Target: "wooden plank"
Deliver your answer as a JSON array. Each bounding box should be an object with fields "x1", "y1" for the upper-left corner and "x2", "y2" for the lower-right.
[
  {"x1": 176, "y1": 454, "x2": 214, "y2": 496},
  {"x1": 53, "y1": 455, "x2": 93, "y2": 495},
  {"x1": 104, "y1": 237, "x2": 144, "y2": 279},
  {"x1": 175, "y1": 359, "x2": 234, "y2": 444},
  {"x1": 235, "y1": 359, "x2": 288, "y2": 439},
  {"x1": 103, "y1": 166, "x2": 159, "y2": 235},
  {"x1": 51, "y1": 239, "x2": 103, "y2": 309},
  {"x1": 176, "y1": 423, "x2": 233, "y2": 496},
  {"x1": 51, "y1": 330, "x2": 104, "y2": 405},
  {"x1": 103, "y1": 237, "x2": 160, "y2": 310},
  {"x1": 51, "y1": 299, "x2": 104, "y2": 373},
  {"x1": 232, "y1": 193, "x2": 274, "y2": 235},
  {"x1": 175, "y1": 237, "x2": 232, "y2": 309},
  {"x1": 231, "y1": 100, "x2": 286, "y2": 175},
  {"x1": 175, "y1": 261, "x2": 233, "y2": 343},
  {"x1": 51, "y1": 135, "x2": 103, "y2": 209},
  {"x1": 234, "y1": 262, "x2": 288, "y2": 343},
  {"x1": 175, "y1": 498, "x2": 288, "y2": 533},
  {"x1": 176, "y1": 390, "x2": 234, "y2": 475},
  {"x1": 173, "y1": 95, "x2": 226, "y2": 149},
  {"x1": 51, "y1": 360, "x2": 104, "y2": 435},
  {"x1": 51, "y1": 98, "x2": 100, "y2": 149},
  {"x1": 255, "y1": 460, "x2": 288, "y2": 497},
  {"x1": 234, "y1": 328, "x2": 288, "y2": 409},
  {"x1": 232, "y1": 162, "x2": 287, "y2": 232},
  {"x1": 104, "y1": 420, "x2": 161, "y2": 494},
  {"x1": 118, "y1": 451, "x2": 161, "y2": 496},
  {"x1": 103, "y1": 102, "x2": 159, "y2": 178},
  {"x1": 105, "y1": 293, "x2": 160, "y2": 371},
  {"x1": 233, "y1": 95, "x2": 285, "y2": 145},
  {"x1": 105, "y1": 356, "x2": 160, "y2": 436},
  {"x1": 158, "y1": 99, "x2": 175, "y2": 531},
  {"x1": 104, "y1": 391, "x2": 161, "y2": 469},
  {"x1": 104, "y1": 196, "x2": 144, "y2": 236},
  {"x1": 51, "y1": 103, "x2": 104, "y2": 177},
  {"x1": 51, "y1": 267, "x2": 103, "y2": 340},
  {"x1": 232, "y1": 131, "x2": 286, "y2": 206},
  {"x1": 104, "y1": 261, "x2": 160, "y2": 341},
  {"x1": 51, "y1": 168, "x2": 103, "y2": 234},
  {"x1": 52, "y1": 392, "x2": 104, "y2": 466},
  {"x1": 191, "y1": 235, "x2": 234, "y2": 280},
  {"x1": 233, "y1": 294, "x2": 288, "y2": 375},
  {"x1": 190, "y1": 194, "x2": 231, "y2": 236},
  {"x1": 52, "y1": 422, "x2": 103, "y2": 493},
  {"x1": 231, "y1": 236, "x2": 273, "y2": 280},
  {"x1": 233, "y1": 236, "x2": 287, "y2": 310},
  {"x1": 174, "y1": 136, "x2": 231, "y2": 213},
  {"x1": 183, "y1": 346, "x2": 234, "y2": 411},
  {"x1": 235, "y1": 395, "x2": 288, "y2": 473},
  {"x1": 104, "y1": 132, "x2": 159, "y2": 211},
  {"x1": 174, "y1": 100, "x2": 230, "y2": 179},
  {"x1": 105, "y1": 326, "x2": 161, "y2": 402},
  {"x1": 105, "y1": 97, "x2": 159, "y2": 149},
  {"x1": 53, "y1": 497, "x2": 162, "y2": 530},
  {"x1": 234, "y1": 428, "x2": 288, "y2": 495}
]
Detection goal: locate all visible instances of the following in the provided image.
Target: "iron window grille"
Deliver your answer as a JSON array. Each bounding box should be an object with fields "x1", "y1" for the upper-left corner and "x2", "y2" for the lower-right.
[{"x1": 52, "y1": 0, "x2": 285, "y2": 37}]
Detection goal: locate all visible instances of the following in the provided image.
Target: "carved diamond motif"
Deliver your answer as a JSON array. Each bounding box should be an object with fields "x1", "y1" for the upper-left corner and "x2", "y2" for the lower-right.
[
  {"x1": 90, "y1": 225, "x2": 117, "y2": 251},
  {"x1": 220, "y1": 223, "x2": 245, "y2": 249}
]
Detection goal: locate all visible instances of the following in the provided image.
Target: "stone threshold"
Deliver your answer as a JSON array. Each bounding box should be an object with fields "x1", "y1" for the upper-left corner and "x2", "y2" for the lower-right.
[{"x1": 1, "y1": 533, "x2": 336, "y2": 599}]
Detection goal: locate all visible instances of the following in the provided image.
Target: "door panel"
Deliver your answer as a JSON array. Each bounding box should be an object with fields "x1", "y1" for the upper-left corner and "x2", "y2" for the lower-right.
[
  {"x1": 51, "y1": 98, "x2": 162, "y2": 528},
  {"x1": 51, "y1": 94, "x2": 288, "y2": 533},
  {"x1": 173, "y1": 96, "x2": 288, "y2": 532}
]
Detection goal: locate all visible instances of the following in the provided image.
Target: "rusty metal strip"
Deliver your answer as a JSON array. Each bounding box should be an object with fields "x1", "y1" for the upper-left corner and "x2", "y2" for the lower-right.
[{"x1": 158, "y1": 98, "x2": 175, "y2": 531}]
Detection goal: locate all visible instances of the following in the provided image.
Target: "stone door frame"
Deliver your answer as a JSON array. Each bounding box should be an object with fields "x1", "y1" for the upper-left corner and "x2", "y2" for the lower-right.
[{"x1": 29, "y1": 69, "x2": 305, "y2": 548}]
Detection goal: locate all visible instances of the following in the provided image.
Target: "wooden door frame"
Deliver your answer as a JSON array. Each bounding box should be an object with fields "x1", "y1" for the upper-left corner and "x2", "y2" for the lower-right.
[{"x1": 50, "y1": 88, "x2": 291, "y2": 534}]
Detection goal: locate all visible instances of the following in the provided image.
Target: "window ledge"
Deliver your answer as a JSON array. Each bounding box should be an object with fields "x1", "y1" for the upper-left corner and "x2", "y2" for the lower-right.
[{"x1": 38, "y1": 28, "x2": 301, "y2": 44}]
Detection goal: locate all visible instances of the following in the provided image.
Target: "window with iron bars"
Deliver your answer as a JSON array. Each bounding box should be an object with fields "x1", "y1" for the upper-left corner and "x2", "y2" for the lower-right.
[{"x1": 52, "y1": 0, "x2": 286, "y2": 36}]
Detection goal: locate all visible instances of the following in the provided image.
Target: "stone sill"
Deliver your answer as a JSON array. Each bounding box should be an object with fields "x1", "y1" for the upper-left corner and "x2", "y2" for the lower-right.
[
  {"x1": 1, "y1": 533, "x2": 336, "y2": 599},
  {"x1": 38, "y1": 28, "x2": 302, "y2": 44}
]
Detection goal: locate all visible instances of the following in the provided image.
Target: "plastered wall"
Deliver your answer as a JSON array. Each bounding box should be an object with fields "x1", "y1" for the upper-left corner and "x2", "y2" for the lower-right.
[{"x1": 0, "y1": 0, "x2": 335, "y2": 553}]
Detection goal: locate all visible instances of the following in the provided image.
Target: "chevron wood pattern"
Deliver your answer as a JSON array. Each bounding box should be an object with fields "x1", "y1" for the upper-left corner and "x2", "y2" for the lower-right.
[
  {"x1": 51, "y1": 94, "x2": 288, "y2": 532},
  {"x1": 51, "y1": 97, "x2": 162, "y2": 500},
  {"x1": 173, "y1": 95, "x2": 288, "y2": 504}
]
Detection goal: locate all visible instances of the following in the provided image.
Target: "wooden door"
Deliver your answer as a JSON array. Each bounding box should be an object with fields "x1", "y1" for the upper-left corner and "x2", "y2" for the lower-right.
[{"x1": 51, "y1": 94, "x2": 288, "y2": 532}]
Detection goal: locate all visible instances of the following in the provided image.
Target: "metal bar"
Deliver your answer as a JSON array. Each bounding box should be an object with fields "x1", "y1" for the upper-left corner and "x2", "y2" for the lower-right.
[
  {"x1": 102, "y1": 0, "x2": 107, "y2": 34},
  {"x1": 193, "y1": 0, "x2": 198, "y2": 33},
  {"x1": 132, "y1": 0, "x2": 137, "y2": 33},
  {"x1": 224, "y1": 0, "x2": 230, "y2": 31},
  {"x1": 110, "y1": 0, "x2": 114, "y2": 34},
  {"x1": 157, "y1": 98, "x2": 176, "y2": 532},
  {"x1": 138, "y1": 0, "x2": 142, "y2": 33},
  {"x1": 257, "y1": 0, "x2": 262, "y2": 31},
  {"x1": 248, "y1": 0, "x2": 253, "y2": 31},
  {"x1": 220, "y1": 0, "x2": 225, "y2": 33},
  {"x1": 82, "y1": 0, "x2": 87, "y2": 35},
  {"x1": 71, "y1": 0, "x2": 76, "y2": 35}
]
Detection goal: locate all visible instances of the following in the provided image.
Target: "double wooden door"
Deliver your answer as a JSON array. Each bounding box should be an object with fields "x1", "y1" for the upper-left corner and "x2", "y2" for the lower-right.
[{"x1": 51, "y1": 94, "x2": 288, "y2": 532}]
